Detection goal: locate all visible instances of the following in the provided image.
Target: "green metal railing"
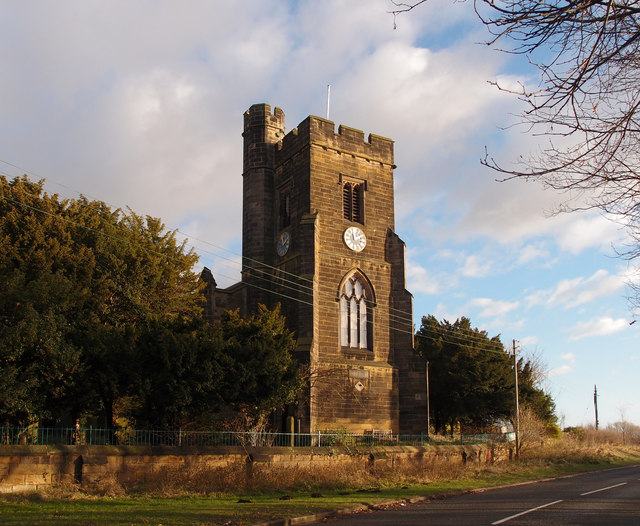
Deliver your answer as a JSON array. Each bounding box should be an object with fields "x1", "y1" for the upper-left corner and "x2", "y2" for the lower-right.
[{"x1": 0, "y1": 426, "x2": 514, "y2": 448}]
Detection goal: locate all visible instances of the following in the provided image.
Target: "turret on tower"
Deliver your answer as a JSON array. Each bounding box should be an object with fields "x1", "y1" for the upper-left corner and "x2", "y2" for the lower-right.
[{"x1": 241, "y1": 104, "x2": 286, "y2": 309}]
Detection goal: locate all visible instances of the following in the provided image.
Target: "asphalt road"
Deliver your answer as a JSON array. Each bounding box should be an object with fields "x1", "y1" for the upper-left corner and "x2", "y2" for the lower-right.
[{"x1": 318, "y1": 465, "x2": 640, "y2": 525}]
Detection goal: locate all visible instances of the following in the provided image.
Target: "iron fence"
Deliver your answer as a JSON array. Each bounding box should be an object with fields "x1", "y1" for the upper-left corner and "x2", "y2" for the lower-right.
[{"x1": 0, "y1": 426, "x2": 513, "y2": 448}]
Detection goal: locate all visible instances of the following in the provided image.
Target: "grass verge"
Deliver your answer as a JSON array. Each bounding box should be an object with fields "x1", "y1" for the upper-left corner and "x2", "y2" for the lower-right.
[{"x1": 1, "y1": 442, "x2": 639, "y2": 525}]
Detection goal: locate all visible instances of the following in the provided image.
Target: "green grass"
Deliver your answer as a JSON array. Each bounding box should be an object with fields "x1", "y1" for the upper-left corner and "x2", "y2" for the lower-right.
[{"x1": 1, "y1": 451, "x2": 639, "y2": 525}]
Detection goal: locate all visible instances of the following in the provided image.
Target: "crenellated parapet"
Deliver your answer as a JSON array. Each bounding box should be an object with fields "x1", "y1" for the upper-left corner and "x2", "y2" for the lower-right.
[
  {"x1": 243, "y1": 103, "x2": 285, "y2": 138},
  {"x1": 243, "y1": 104, "x2": 285, "y2": 172},
  {"x1": 243, "y1": 105, "x2": 394, "y2": 167},
  {"x1": 278, "y1": 115, "x2": 394, "y2": 167}
]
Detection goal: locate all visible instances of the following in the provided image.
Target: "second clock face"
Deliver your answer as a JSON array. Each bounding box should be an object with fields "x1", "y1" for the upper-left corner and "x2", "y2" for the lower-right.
[
  {"x1": 344, "y1": 226, "x2": 366, "y2": 252},
  {"x1": 276, "y1": 231, "x2": 290, "y2": 256}
]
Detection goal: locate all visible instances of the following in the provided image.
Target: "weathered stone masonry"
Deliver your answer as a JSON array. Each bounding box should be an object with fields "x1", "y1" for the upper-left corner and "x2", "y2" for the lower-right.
[
  {"x1": 0, "y1": 444, "x2": 512, "y2": 493},
  {"x1": 209, "y1": 104, "x2": 427, "y2": 434}
]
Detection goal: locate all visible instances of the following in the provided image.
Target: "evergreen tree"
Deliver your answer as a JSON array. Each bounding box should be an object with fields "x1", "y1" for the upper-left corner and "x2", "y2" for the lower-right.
[
  {"x1": 0, "y1": 176, "x2": 203, "y2": 426},
  {"x1": 0, "y1": 175, "x2": 301, "y2": 429},
  {"x1": 416, "y1": 315, "x2": 556, "y2": 433},
  {"x1": 218, "y1": 304, "x2": 301, "y2": 429}
]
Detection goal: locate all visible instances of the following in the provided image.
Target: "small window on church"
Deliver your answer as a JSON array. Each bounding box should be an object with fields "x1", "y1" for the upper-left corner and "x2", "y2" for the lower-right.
[
  {"x1": 343, "y1": 182, "x2": 364, "y2": 224},
  {"x1": 340, "y1": 274, "x2": 371, "y2": 350},
  {"x1": 279, "y1": 189, "x2": 291, "y2": 228}
]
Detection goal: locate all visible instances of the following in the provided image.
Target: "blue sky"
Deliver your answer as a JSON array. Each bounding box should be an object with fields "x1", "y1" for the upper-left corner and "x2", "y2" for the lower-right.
[{"x1": 1, "y1": 1, "x2": 637, "y2": 428}]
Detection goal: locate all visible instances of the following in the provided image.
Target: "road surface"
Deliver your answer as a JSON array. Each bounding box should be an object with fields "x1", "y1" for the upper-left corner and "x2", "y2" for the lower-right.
[{"x1": 319, "y1": 465, "x2": 640, "y2": 525}]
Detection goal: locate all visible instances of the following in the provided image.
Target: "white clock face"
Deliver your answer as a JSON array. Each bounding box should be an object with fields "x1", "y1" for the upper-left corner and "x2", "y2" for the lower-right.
[
  {"x1": 344, "y1": 226, "x2": 366, "y2": 252},
  {"x1": 276, "y1": 231, "x2": 290, "y2": 256}
]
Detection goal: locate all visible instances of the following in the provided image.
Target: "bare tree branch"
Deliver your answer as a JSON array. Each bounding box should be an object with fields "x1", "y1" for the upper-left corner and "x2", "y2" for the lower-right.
[
  {"x1": 389, "y1": 0, "x2": 430, "y2": 28},
  {"x1": 392, "y1": 0, "x2": 640, "y2": 306}
]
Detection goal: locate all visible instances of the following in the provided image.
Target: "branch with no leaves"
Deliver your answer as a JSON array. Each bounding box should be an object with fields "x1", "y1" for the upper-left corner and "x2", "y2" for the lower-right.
[
  {"x1": 389, "y1": 0, "x2": 430, "y2": 28},
  {"x1": 392, "y1": 0, "x2": 640, "y2": 300}
]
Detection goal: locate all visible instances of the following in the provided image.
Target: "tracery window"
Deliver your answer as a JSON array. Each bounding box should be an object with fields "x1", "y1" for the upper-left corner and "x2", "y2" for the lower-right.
[{"x1": 340, "y1": 274, "x2": 371, "y2": 349}]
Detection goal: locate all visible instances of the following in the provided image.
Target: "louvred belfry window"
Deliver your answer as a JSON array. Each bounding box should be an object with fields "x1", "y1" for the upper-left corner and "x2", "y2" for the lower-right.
[
  {"x1": 343, "y1": 182, "x2": 363, "y2": 224},
  {"x1": 279, "y1": 189, "x2": 291, "y2": 228},
  {"x1": 340, "y1": 274, "x2": 370, "y2": 349}
]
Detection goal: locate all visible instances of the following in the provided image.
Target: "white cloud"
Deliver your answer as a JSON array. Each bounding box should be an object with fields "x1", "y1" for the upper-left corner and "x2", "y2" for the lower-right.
[
  {"x1": 406, "y1": 261, "x2": 440, "y2": 295},
  {"x1": 526, "y1": 269, "x2": 627, "y2": 309},
  {"x1": 461, "y1": 254, "x2": 492, "y2": 278},
  {"x1": 548, "y1": 364, "x2": 573, "y2": 376},
  {"x1": 466, "y1": 297, "x2": 520, "y2": 318},
  {"x1": 568, "y1": 317, "x2": 629, "y2": 340},
  {"x1": 548, "y1": 352, "x2": 576, "y2": 376},
  {"x1": 524, "y1": 289, "x2": 548, "y2": 308},
  {"x1": 432, "y1": 303, "x2": 465, "y2": 324},
  {"x1": 433, "y1": 248, "x2": 457, "y2": 261},
  {"x1": 556, "y1": 214, "x2": 625, "y2": 255},
  {"x1": 0, "y1": 1, "x2": 519, "y2": 255},
  {"x1": 519, "y1": 335, "x2": 539, "y2": 347},
  {"x1": 452, "y1": 177, "x2": 565, "y2": 245},
  {"x1": 517, "y1": 243, "x2": 551, "y2": 265}
]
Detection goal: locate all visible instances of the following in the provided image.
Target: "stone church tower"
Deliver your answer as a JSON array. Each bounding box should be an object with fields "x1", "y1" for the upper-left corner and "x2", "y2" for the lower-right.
[{"x1": 212, "y1": 103, "x2": 426, "y2": 434}]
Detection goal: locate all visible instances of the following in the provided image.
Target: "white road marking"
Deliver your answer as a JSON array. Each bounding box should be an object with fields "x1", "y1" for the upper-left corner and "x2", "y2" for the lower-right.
[
  {"x1": 491, "y1": 500, "x2": 564, "y2": 525},
  {"x1": 580, "y1": 482, "x2": 627, "y2": 496}
]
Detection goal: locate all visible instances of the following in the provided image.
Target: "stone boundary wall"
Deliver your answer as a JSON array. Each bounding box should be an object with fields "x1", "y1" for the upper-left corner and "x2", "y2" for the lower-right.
[{"x1": 0, "y1": 443, "x2": 513, "y2": 493}]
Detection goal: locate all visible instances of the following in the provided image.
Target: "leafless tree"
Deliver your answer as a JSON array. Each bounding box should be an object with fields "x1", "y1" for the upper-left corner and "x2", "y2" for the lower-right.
[
  {"x1": 608, "y1": 420, "x2": 640, "y2": 443},
  {"x1": 516, "y1": 404, "x2": 550, "y2": 453},
  {"x1": 390, "y1": 0, "x2": 640, "y2": 304},
  {"x1": 521, "y1": 346, "x2": 550, "y2": 389}
]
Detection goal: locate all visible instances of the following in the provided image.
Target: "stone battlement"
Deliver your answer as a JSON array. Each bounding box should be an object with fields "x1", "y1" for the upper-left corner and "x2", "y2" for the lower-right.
[
  {"x1": 281, "y1": 115, "x2": 394, "y2": 165},
  {"x1": 243, "y1": 103, "x2": 285, "y2": 133},
  {"x1": 243, "y1": 103, "x2": 394, "y2": 165}
]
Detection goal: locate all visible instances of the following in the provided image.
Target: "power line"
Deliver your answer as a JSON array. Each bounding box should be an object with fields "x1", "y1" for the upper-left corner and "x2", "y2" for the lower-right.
[
  {"x1": 1, "y1": 167, "x2": 519, "y2": 357},
  {"x1": 1, "y1": 160, "x2": 410, "y2": 326},
  {"x1": 1, "y1": 188, "x2": 515, "y2": 356},
  {"x1": 1, "y1": 168, "x2": 416, "y2": 326},
  {"x1": 414, "y1": 330, "x2": 511, "y2": 356},
  {"x1": 0, "y1": 186, "x2": 413, "y2": 339},
  {"x1": 0, "y1": 194, "x2": 203, "y2": 272}
]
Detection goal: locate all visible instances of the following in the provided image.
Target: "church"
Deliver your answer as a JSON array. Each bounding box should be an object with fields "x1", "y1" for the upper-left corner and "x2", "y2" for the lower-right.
[{"x1": 203, "y1": 103, "x2": 426, "y2": 435}]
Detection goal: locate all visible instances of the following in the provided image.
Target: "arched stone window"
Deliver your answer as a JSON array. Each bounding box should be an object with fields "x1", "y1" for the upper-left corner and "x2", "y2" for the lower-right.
[{"x1": 339, "y1": 273, "x2": 372, "y2": 349}]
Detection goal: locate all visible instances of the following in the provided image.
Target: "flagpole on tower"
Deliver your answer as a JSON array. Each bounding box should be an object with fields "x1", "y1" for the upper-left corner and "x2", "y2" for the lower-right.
[{"x1": 326, "y1": 84, "x2": 331, "y2": 120}]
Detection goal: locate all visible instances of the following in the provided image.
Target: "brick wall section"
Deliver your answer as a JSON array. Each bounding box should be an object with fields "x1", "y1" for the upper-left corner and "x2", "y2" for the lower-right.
[{"x1": 0, "y1": 445, "x2": 512, "y2": 493}]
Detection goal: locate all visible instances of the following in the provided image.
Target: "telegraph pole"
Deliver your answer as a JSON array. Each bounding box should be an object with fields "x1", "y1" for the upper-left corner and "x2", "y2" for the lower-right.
[
  {"x1": 426, "y1": 361, "x2": 430, "y2": 439},
  {"x1": 594, "y1": 385, "x2": 599, "y2": 430},
  {"x1": 513, "y1": 339, "x2": 520, "y2": 459}
]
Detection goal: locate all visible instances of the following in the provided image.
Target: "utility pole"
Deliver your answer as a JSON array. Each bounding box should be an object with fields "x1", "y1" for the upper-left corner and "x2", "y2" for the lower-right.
[
  {"x1": 426, "y1": 361, "x2": 430, "y2": 439},
  {"x1": 594, "y1": 385, "x2": 599, "y2": 430},
  {"x1": 513, "y1": 339, "x2": 520, "y2": 460}
]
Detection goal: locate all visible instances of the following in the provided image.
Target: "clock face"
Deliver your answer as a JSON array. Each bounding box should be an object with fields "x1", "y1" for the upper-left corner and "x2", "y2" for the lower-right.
[
  {"x1": 344, "y1": 226, "x2": 366, "y2": 252},
  {"x1": 276, "y1": 231, "x2": 290, "y2": 256}
]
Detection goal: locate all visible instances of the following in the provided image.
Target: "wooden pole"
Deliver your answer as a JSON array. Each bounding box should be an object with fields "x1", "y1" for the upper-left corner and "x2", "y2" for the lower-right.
[
  {"x1": 594, "y1": 385, "x2": 599, "y2": 430},
  {"x1": 513, "y1": 339, "x2": 520, "y2": 460},
  {"x1": 426, "y1": 361, "x2": 430, "y2": 438}
]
